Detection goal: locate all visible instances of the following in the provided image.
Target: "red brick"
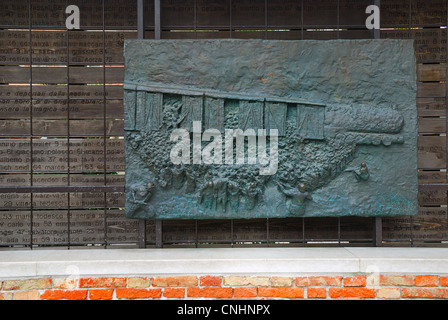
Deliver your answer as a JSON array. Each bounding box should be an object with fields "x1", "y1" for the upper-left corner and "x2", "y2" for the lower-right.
[
  {"x1": 41, "y1": 290, "x2": 88, "y2": 300},
  {"x1": 79, "y1": 277, "x2": 126, "y2": 288},
  {"x1": 224, "y1": 276, "x2": 269, "y2": 286},
  {"x1": 3, "y1": 278, "x2": 52, "y2": 290},
  {"x1": 200, "y1": 276, "x2": 222, "y2": 287},
  {"x1": 377, "y1": 288, "x2": 401, "y2": 299},
  {"x1": 415, "y1": 275, "x2": 439, "y2": 287},
  {"x1": 0, "y1": 292, "x2": 12, "y2": 300},
  {"x1": 89, "y1": 289, "x2": 114, "y2": 300},
  {"x1": 379, "y1": 275, "x2": 414, "y2": 286},
  {"x1": 53, "y1": 278, "x2": 78, "y2": 289},
  {"x1": 328, "y1": 288, "x2": 375, "y2": 299},
  {"x1": 270, "y1": 277, "x2": 293, "y2": 287},
  {"x1": 152, "y1": 276, "x2": 197, "y2": 287},
  {"x1": 116, "y1": 288, "x2": 162, "y2": 299},
  {"x1": 187, "y1": 287, "x2": 233, "y2": 298},
  {"x1": 402, "y1": 288, "x2": 448, "y2": 299},
  {"x1": 128, "y1": 277, "x2": 151, "y2": 288},
  {"x1": 234, "y1": 287, "x2": 257, "y2": 298},
  {"x1": 14, "y1": 290, "x2": 40, "y2": 300},
  {"x1": 343, "y1": 276, "x2": 366, "y2": 287},
  {"x1": 307, "y1": 287, "x2": 326, "y2": 299},
  {"x1": 295, "y1": 276, "x2": 341, "y2": 287},
  {"x1": 258, "y1": 287, "x2": 304, "y2": 299},
  {"x1": 163, "y1": 288, "x2": 185, "y2": 299},
  {"x1": 441, "y1": 277, "x2": 448, "y2": 287}
]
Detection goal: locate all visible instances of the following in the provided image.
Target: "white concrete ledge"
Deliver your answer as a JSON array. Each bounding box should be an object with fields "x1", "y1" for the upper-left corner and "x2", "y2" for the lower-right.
[{"x1": 0, "y1": 247, "x2": 447, "y2": 279}]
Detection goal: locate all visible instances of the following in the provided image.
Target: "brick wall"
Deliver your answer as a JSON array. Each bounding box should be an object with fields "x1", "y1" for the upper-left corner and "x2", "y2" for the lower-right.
[{"x1": 1, "y1": 274, "x2": 448, "y2": 300}]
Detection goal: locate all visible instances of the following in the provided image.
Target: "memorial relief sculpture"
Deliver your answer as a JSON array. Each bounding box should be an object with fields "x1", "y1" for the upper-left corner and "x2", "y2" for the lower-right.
[{"x1": 123, "y1": 39, "x2": 417, "y2": 219}]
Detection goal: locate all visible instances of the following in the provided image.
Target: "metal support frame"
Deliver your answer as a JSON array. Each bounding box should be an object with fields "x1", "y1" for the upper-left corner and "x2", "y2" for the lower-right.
[
  {"x1": 28, "y1": 0, "x2": 34, "y2": 249},
  {"x1": 372, "y1": 0, "x2": 382, "y2": 247},
  {"x1": 137, "y1": 0, "x2": 147, "y2": 249},
  {"x1": 5, "y1": 0, "x2": 437, "y2": 250},
  {"x1": 154, "y1": 0, "x2": 162, "y2": 248},
  {"x1": 446, "y1": 0, "x2": 448, "y2": 249},
  {"x1": 0, "y1": 186, "x2": 124, "y2": 193},
  {"x1": 130, "y1": 0, "x2": 386, "y2": 249},
  {"x1": 373, "y1": 217, "x2": 383, "y2": 247}
]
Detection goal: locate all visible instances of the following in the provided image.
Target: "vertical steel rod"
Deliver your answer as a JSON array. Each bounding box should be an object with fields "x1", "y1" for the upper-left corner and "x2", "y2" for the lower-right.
[
  {"x1": 154, "y1": 0, "x2": 163, "y2": 248},
  {"x1": 264, "y1": 1, "x2": 268, "y2": 246},
  {"x1": 155, "y1": 220, "x2": 163, "y2": 248},
  {"x1": 373, "y1": 0, "x2": 382, "y2": 247},
  {"x1": 336, "y1": 0, "x2": 340, "y2": 38},
  {"x1": 338, "y1": 217, "x2": 341, "y2": 246},
  {"x1": 264, "y1": 0, "x2": 268, "y2": 39},
  {"x1": 66, "y1": 0, "x2": 71, "y2": 249},
  {"x1": 136, "y1": 0, "x2": 147, "y2": 249},
  {"x1": 337, "y1": 2, "x2": 340, "y2": 246},
  {"x1": 301, "y1": 0, "x2": 304, "y2": 40},
  {"x1": 409, "y1": 0, "x2": 413, "y2": 247},
  {"x1": 154, "y1": 0, "x2": 161, "y2": 40},
  {"x1": 195, "y1": 220, "x2": 198, "y2": 248},
  {"x1": 298, "y1": 2, "x2": 304, "y2": 244},
  {"x1": 229, "y1": 0, "x2": 232, "y2": 39},
  {"x1": 137, "y1": 0, "x2": 144, "y2": 39},
  {"x1": 302, "y1": 218, "x2": 305, "y2": 245},
  {"x1": 374, "y1": 217, "x2": 383, "y2": 247},
  {"x1": 194, "y1": 0, "x2": 197, "y2": 39},
  {"x1": 102, "y1": 0, "x2": 108, "y2": 249},
  {"x1": 445, "y1": 0, "x2": 448, "y2": 246},
  {"x1": 266, "y1": 218, "x2": 270, "y2": 247},
  {"x1": 138, "y1": 220, "x2": 147, "y2": 248},
  {"x1": 374, "y1": 0, "x2": 381, "y2": 40},
  {"x1": 28, "y1": 0, "x2": 34, "y2": 250},
  {"x1": 230, "y1": 219, "x2": 234, "y2": 247}
]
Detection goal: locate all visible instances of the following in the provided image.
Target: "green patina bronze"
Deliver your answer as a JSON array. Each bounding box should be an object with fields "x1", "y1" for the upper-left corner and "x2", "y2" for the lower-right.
[{"x1": 123, "y1": 39, "x2": 417, "y2": 219}]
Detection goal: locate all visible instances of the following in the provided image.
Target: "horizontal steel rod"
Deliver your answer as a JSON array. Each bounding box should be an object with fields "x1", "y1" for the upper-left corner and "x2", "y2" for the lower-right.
[
  {"x1": 0, "y1": 184, "x2": 440, "y2": 193},
  {"x1": 0, "y1": 185, "x2": 125, "y2": 193},
  {"x1": 418, "y1": 183, "x2": 448, "y2": 190}
]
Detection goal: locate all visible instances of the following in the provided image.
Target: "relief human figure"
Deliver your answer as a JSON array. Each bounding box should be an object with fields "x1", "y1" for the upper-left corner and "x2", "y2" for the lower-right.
[
  {"x1": 214, "y1": 178, "x2": 228, "y2": 212},
  {"x1": 345, "y1": 161, "x2": 370, "y2": 181},
  {"x1": 184, "y1": 167, "x2": 197, "y2": 193},
  {"x1": 354, "y1": 162, "x2": 370, "y2": 181},
  {"x1": 199, "y1": 181, "x2": 216, "y2": 210},
  {"x1": 172, "y1": 164, "x2": 186, "y2": 189},
  {"x1": 128, "y1": 182, "x2": 155, "y2": 217},
  {"x1": 128, "y1": 133, "x2": 142, "y2": 150},
  {"x1": 244, "y1": 182, "x2": 261, "y2": 210},
  {"x1": 279, "y1": 182, "x2": 312, "y2": 216},
  {"x1": 227, "y1": 181, "x2": 240, "y2": 213},
  {"x1": 159, "y1": 166, "x2": 172, "y2": 189}
]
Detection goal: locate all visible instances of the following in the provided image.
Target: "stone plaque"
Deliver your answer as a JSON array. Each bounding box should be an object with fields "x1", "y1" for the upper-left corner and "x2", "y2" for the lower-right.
[
  {"x1": 265, "y1": 102, "x2": 287, "y2": 137},
  {"x1": 297, "y1": 104, "x2": 325, "y2": 140},
  {"x1": 123, "y1": 39, "x2": 417, "y2": 219}
]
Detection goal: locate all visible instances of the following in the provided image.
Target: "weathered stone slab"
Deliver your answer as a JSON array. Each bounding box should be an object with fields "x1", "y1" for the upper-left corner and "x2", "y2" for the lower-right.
[
  {"x1": 265, "y1": 102, "x2": 287, "y2": 137},
  {"x1": 123, "y1": 39, "x2": 417, "y2": 219},
  {"x1": 204, "y1": 97, "x2": 225, "y2": 132},
  {"x1": 297, "y1": 104, "x2": 325, "y2": 140}
]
